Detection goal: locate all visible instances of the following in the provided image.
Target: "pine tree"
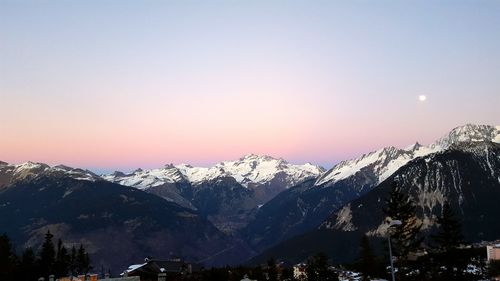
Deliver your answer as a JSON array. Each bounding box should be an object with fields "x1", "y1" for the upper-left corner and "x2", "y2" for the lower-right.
[
  {"x1": 384, "y1": 181, "x2": 422, "y2": 259},
  {"x1": 76, "y1": 244, "x2": 91, "y2": 274},
  {"x1": 355, "y1": 235, "x2": 376, "y2": 281},
  {"x1": 433, "y1": 202, "x2": 464, "y2": 250},
  {"x1": 20, "y1": 247, "x2": 39, "y2": 281},
  {"x1": 0, "y1": 234, "x2": 18, "y2": 281},
  {"x1": 39, "y1": 230, "x2": 56, "y2": 278},
  {"x1": 70, "y1": 245, "x2": 77, "y2": 274},
  {"x1": 431, "y1": 202, "x2": 467, "y2": 280},
  {"x1": 54, "y1": 239, "x2": 71, "y2": 277},
  {"x1": 384, "y1": 181, "x2": 422, "y2": 281}
]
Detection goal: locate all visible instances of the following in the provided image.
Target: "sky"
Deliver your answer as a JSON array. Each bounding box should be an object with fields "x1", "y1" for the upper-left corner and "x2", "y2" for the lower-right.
[{"x1": 1, "y1": 0, "x2": 499, "y2": 173}]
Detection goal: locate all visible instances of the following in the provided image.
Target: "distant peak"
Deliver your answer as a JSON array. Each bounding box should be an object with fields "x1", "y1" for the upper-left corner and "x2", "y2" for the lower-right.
[
  {"x1": 111, "y1": 171, "x2": 126, "y2": 177},
  {"x1": 17, "y1": 161, "x2": 50, "y2": 169},
  {"x1": 0, "y1": 161, "x2": 8, "y2": 166},
  {"x1": 54, "y1": 164, "x2": 72, "y2": 170},
  {"x1": 405, "y1": 142, "x2": 422, "y2": 151},
  {"x1": 433, "y1": 124, "x2": 500, "y2": 148},
  {"x1": 239, "y1": 153, "x2": 277, "y2": 161}
]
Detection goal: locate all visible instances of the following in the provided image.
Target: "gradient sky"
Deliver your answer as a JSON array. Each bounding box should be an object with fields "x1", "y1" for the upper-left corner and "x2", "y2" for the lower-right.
[{"x1": 1, "y1": 0, "x2": 499, "y2": 173}]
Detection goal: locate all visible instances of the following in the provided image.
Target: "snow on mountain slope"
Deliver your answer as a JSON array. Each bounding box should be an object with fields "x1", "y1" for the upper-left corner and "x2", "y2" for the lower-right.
[
  {"x1": 104, "y1": 154, "x2": 325, "y2": 190},
  {"x1": 186, "y1": 154, "x2": 325, "y2": 187},
  {"x1": 0, "y1": 161, "x2": 100, "y2": 184},
  {"x1": 103, "y1": 165, "x2": 188, "y2": 190},
  {"x1": 315, "y1": 124, "x2": 500, "y2": 187}
]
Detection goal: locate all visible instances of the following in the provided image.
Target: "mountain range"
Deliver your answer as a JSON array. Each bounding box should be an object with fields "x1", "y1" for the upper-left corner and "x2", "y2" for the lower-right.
[
  {"x1": 0, "y1": 162, "x2": 254, "y2": 273},
  {"x1": 103, "y1": 154, "x2": 324, "y2": 233},
  {"x1": 249, "y1": 124, "x2": 500, "y2": 264},
  {"x1": 1, "y1": 124, "x2": 499, "y2": 272}
]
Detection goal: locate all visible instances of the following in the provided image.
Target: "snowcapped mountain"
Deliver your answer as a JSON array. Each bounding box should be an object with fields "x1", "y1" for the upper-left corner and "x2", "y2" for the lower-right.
[
  {"x1": 0, "y1": 167, "x2": 253, "y2": 273},
  {"x1": 104, "y1": 154, "x2": 324, "y2": 190},
  {"x1": 248, "y1": 125, "x2": 500, "y2": 265},
  {"x1": 0, "y1": 161, "x2": 100, "y2": 188},
  {"x1": 242, "y1": 124, "x2": 500, "y2": 252},
  {"x1": 102, "y1": 154, "x2": 324, "y2": 233},
  {"x1": 315, "y1": 124, "x2": 500, "y2": 187}
]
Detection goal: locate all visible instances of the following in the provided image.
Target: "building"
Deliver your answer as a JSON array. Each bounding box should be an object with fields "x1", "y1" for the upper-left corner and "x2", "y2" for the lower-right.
[
  {"x1": 487, "y1": 244, "x2": 500, "y2": 261},
  {"x1": 58, "y1": 274, "x2": 100, "y2": 281},
  {"x1": 293, "y1": 263, "x2": 307, "y2": 280}
]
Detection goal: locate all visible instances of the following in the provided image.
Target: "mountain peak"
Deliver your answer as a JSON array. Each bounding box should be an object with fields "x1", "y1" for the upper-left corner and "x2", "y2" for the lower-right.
[
  {"x1": 105, "y1": 155, "x2": 323, "y2": 190},
  {"x1": 0, "y1": 161, "x2": 99, "y2": 183},
  {"x1": 315, "y1": 123, "x2": 500, "y2": 188},
  {"x1": 405, "y1": 142, "x2": 422, "y2": 152},
  {"x1": 239, "y1": 153, "x2": 279, "y2": 162},
  {"x1": 432, "y1": 124, "x2": 500, "y2": 149}
]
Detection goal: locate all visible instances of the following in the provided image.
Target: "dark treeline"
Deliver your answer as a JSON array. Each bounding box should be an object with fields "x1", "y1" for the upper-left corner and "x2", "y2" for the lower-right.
[{"x1": 0, "y1": 230, "x2": 91, "y2": 281}]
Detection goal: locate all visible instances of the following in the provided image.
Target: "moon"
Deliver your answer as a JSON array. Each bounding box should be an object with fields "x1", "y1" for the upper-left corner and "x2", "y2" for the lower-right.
[{"x1": 418, "y1": 95, "x2": 427, "y2": 102}]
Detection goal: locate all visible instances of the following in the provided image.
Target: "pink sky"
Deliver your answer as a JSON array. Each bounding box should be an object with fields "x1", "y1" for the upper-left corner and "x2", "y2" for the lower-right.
[{"x1": 1, "y1": 1, "x2": 499, "y2": 172}]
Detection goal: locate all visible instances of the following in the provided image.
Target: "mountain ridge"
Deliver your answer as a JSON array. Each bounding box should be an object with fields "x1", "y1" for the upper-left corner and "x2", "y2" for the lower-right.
[
  {"x1": 249, "y1": 139, "x2": 500, "y2": 265},
  {"x1": 241, "y1": 124, "x2": 500, "y2": 252},
  {"x1": 103, "y1": 153, "x2": 325, "y2": 190}
]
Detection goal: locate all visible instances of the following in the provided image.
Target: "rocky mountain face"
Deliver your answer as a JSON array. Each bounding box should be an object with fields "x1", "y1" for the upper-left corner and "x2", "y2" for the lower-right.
[
  {"x1": 0, "y1": 161, "x2": 100, "y2": 189},
  {"x1": 242, "y1": 124, "x2": 500, "y2": 253},
  {"x1": 249, "y1": 138, "x2": 500, "y2": 265},
  {"x1": 103, "y1": 154, "x2": 324, "y2": 233},
  {"x1": 0, "y1": 169, "x2": 253, "y2": 274}
]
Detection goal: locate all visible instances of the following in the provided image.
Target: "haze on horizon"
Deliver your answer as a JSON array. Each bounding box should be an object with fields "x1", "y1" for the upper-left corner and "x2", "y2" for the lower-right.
[{"x1": 1, "y1": 0, "x2": 499, "y2": 173}]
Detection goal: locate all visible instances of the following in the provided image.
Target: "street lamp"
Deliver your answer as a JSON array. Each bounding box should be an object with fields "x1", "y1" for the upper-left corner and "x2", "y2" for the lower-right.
[{"x1": 386, "y1": 218, "x2": 402, "y2": 281}]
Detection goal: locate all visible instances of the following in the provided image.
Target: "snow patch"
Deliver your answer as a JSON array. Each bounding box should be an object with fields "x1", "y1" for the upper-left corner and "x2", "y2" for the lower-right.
[
  {"x1": 105, "y1": 154, "x2": 324, "y2": 190},
  {"x1": 315, "y1": 124, "x2": 499, "y2": 187}
]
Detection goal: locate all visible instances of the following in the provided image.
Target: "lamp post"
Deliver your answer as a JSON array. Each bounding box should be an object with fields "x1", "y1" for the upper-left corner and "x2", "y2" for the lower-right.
[{"x1": 386, "y1": 218, "x2": 402, "y2": 281}]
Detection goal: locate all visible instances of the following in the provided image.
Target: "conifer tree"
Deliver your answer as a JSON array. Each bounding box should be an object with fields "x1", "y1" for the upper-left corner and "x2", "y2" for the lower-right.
[
  {"x1": 76, "y1": 244, "x2": 91, "y2": 274},
  {"x1": 70, "y1": 245, "x2": 77, "y2": 274},
  {"x1": 54, "y1": 239, "x2": 71, "y2": 277},
  {"x1": 20, "y1": 247, "x2": 38, "y2": 281},
  {"x1": 39, "y1": 230, "x2": 56, "y2": 278},
  {"x1": 0, "y1": 234, "x2": 18, "y2": 281},
  {"x1": 384, "y1": 181, "x2": 422, "y2": 281},
  {"x1": 384, "y1": 181, "x2": 422, "y2": 259},
  {"x1": 432, "y1": 202, "x2": 467, "y2": 280},
  {"x1": 355, "y1": 235, "x2": 376, "y2": 281},
  {"x1": 433, "y1": 202, "x2": 464, "y2": 250}
]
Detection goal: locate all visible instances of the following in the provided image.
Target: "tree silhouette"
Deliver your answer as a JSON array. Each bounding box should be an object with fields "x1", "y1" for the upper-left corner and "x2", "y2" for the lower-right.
[
  {"x1": 433, "y1": 202, "x2": 464, "y2": 250},
  {"x1": 384, "y1": 181, "x2": 422, "y2": 258},
  {"x1": 76, "y1": 244, "x2": 91, "y2": 274},
  {"x1": 431, "y1": 202, "x2": 467, "y2": 280},
  {"x1": 38, "y1": 231, "x2": 56, "y2": 278},
  {"x1": 20, "y1": 247, "x2": 38, "y2": 281},
  {"x1": 384, "y1": 181, "x2": 422, "y2": 279},
  {"x1": 54, "y1": 239, "x2": 71, "y2": 277},
  {"x1": 0, "y1": 234, "x2": 17, "y2": 281},
  {"x1": 355, "y1": 235, "x2": 377, "y2": 281}
]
